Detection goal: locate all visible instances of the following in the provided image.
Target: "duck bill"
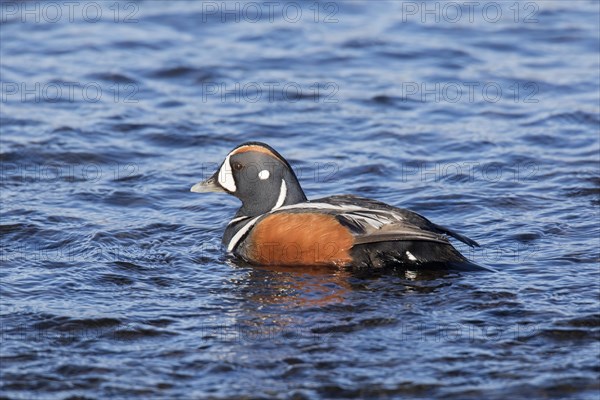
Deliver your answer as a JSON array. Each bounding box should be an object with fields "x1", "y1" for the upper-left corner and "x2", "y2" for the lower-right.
[{"x1": 190, "y1": 175, "x2": 226, "y2": 193}]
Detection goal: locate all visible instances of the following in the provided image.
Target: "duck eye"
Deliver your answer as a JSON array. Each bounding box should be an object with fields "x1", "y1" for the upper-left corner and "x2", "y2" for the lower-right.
[{"x1": 232, "y1": 162, "x2": 243, "y2": 171}]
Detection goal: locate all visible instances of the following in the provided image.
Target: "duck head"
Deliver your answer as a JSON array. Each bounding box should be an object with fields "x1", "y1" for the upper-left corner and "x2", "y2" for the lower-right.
[{"x1": 191, "y1": 142, "x2": 307, "y2": 217}]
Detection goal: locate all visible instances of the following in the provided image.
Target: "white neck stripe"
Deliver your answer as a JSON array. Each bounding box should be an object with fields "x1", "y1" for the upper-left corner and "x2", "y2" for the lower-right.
[
  {"x1": 227, "y1": 216, "x2": 260, "y2": 252},
  {"x1": 273, "y1": 179, "x2": 287, "y2": 210},
  {"x1": 228, "y1": 216, "x2": 250, "y2": 225}
]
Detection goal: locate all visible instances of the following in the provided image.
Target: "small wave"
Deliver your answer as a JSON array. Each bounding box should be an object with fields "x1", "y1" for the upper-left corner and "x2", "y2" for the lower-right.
[
  {"x1": 86, "y1": 72, "x2": 139, "y2": 84},
  {"x1": 522, "y1": 111, "x2": 600, "y2": 127},
  {"x1": 148, "y1": 66, "x2": 218, "y2": 82}
]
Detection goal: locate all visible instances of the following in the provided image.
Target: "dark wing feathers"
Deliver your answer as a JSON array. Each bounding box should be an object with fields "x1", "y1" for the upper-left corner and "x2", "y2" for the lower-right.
[
  {"x1": 317, "y1": 194, "x2": 480, "y2": 248},
  {"x1": 429, "y1": 223, "x2": 480, "y2": 247}
]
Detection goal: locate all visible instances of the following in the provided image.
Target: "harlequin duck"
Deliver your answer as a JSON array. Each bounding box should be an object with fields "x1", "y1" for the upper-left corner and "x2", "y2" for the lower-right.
[{"x1": 191, "y1": 142, "x2": 485, "y2": 270}]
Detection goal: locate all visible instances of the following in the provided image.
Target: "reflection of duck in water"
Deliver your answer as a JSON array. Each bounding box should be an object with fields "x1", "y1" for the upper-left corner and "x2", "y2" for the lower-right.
[
  {"x1": 229, "y1": 260, "x2": 353, "y2": 308},
  {"x1": 193, "y1": 142, "x2": 486, "y2": 271},
  {"x1": 228, "y1": 259, "x2": 455, "y2": 313},
  {"x1": 224, "y1": 260, "x2": 456, "y2": 345}
]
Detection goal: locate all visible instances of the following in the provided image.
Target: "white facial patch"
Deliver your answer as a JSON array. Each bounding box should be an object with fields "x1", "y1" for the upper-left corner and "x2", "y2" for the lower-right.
[
  {"x1": 258, "y1": 169, "x2": 270, "y2": 180},
  {"x1": 406, "y1": 251, "x2": 417, "y2": 261},
  {"x1": 218, "y1": 153, "x2": 237, "y2": 192}
]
